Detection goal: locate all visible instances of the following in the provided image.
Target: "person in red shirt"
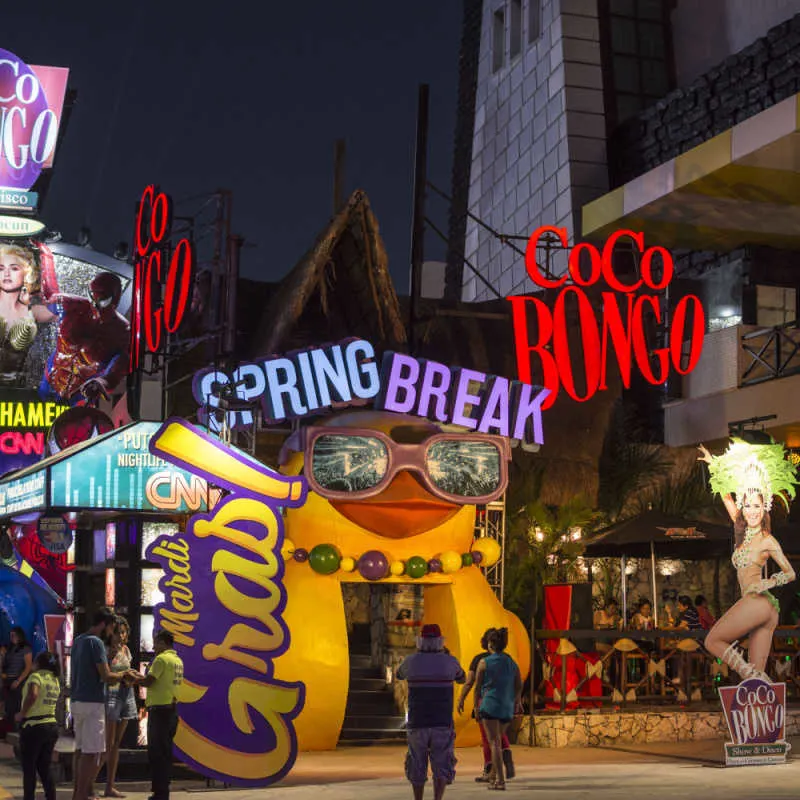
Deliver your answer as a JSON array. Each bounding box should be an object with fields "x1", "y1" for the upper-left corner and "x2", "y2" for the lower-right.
[{"x1": 695, "y1": 595, "x2": 716, "y2": 631}]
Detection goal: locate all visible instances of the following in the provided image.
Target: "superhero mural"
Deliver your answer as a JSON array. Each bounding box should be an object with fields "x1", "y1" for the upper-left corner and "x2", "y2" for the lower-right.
[
  {"x1": 0, "y1": 526, "x2": 63, "y2": 651},
  {"x1": 0, "y1": 238, "x2": 129, "y2": 406},
  {"x1": 10, "y1": 408, "x2": 114, "y2": 599}
]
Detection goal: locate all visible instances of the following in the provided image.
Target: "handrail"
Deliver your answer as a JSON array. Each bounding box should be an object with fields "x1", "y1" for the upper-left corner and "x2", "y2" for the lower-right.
[{"x1": 740, "y1": 320, "x2": 800, "y2": 386}]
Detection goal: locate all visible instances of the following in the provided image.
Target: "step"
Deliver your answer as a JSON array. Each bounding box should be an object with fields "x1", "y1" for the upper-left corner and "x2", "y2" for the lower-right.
[
  {"x1": 351, "y1": 666, "x2": 384, "y2": 680},
  {"x1": 340, "y1": 715, "x2": 406, "y2": 731},
  {"x1": 340, "y1": 727, "x2": 409, "y2": 743},
  {"x1": 339, "y1": 736, "x2": 408, "y2": 747},
  {"x1": 349, "y1": 678, "x2": 388, "y2": 691},
  {"x1": 350, "y1": 654, "x2": 373, "y2": 669},
  {"x1": 345, "y1": 697, "x2": 398, "y2": 715}
]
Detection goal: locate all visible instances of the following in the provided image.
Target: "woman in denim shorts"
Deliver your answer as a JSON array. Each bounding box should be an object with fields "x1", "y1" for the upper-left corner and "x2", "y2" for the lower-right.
[{"x1": 102, "y1": 617, "x2": 137, "y2": 797}]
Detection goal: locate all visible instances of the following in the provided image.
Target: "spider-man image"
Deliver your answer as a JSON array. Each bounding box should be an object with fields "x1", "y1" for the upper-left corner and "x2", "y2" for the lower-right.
[{"x1": 37, "y1": 270, "x2": 130, "y2": 406}]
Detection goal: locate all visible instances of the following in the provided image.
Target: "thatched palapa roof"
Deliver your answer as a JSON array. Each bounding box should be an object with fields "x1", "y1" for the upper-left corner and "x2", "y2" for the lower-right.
[{"x1": 252, "y1": 190, "x2": 407, "y2": 357}]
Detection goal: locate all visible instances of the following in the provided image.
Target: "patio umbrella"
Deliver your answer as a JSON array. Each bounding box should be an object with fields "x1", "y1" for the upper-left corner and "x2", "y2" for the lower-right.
[{"x1": 585, "y1": 511, "x2": 733, "y2": 626}]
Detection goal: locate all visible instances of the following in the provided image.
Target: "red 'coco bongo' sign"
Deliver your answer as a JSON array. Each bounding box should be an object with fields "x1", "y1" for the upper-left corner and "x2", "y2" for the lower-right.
[
  {"x1": 129, "y1": 185, "x2": 195, "y2": 371},
  {"x1": 507, "y1": 227, "x2": 705, "y2": 409}
]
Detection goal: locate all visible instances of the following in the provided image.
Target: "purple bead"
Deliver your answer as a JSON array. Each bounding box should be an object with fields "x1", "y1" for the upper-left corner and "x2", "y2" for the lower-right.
[
  {"x1": 358, "y1": 550, "x2": 389, "y2": 581},
  {"x1": 428, "y1": 558, "x2": 443, "y2": 573},
  {"x1": 293, "y1": 548, "x2": 309, "y2": 563},
  {"x1": 471, "y1": 551, "x2": 484, "y2": 565}
]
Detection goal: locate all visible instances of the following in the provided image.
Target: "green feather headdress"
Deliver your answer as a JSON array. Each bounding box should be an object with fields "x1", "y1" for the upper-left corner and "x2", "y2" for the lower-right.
[{"x1": 705, "y1": 438, "x2": 798, "y2": 512}]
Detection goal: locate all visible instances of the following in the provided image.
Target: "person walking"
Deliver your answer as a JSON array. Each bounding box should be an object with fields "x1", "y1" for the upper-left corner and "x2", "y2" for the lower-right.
[
  {"x1": 70, "y1": 608, "x2": 126, "y2": 800},
  {"x1": 4, "y1": 626, "x2": 33, "y2": 730},
  {"x1": 457, "y1": 628, "x2": 515, "y2": 783},
  {"x1": 16, "y1": 652, "x2": 60, "y2": 800},
  {"x1": 101, "y1": 616, "x2": 137, "y2": 798},
  {"x1": 475, "y1": 628, "x2": 522, "y2": 791},
  {"x1": 397, "y1": 623, "x2": 465, "y2": 800},
  {"x1": 130, "y1": 631, "x2": 184, "y2": 800}
]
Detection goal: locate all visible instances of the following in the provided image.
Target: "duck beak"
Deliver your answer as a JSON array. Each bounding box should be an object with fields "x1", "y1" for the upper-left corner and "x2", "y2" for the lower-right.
[{"x1": 331, "y1": 471, "x2": 459, "y2": 538}]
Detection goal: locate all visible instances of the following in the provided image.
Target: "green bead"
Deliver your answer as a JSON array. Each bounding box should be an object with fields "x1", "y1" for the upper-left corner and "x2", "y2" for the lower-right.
[
  {"x1": 461, "y1": 552, "x2": 474, "y2": 567},
  {"x1": 309, "y1": 543, "x2": 341, "y2": 575},
  {"x1": 405, "y1": 555, "x2": 428, "y2": 579}
]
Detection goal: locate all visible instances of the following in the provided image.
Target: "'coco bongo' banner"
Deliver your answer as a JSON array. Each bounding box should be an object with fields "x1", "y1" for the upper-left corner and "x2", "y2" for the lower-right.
[
  {"x1": 145, "y1": 419, "x2": 307, "y2": 786},
  {"x1": 719, "y1": 678, "x2": 790, "y2": 767}
]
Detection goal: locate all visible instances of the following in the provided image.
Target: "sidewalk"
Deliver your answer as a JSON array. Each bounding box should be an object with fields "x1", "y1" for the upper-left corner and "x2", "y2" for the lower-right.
[{"x1": 0, "y1": 739, "x2": 796, "y2": 799}]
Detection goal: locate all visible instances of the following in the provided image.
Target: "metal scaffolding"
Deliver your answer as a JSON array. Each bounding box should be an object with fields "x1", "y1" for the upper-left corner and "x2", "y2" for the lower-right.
[{"x1": 475, "y1": 496, "x2": 506, "y2": 602}]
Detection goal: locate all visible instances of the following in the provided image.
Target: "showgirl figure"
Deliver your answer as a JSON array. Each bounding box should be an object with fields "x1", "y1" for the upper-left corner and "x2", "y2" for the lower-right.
[{"x1": 698, "y1": 440, "x2": 798, "y2": 682}]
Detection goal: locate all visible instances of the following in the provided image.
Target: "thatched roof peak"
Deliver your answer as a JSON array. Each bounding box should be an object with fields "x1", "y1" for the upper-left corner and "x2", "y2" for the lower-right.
[{"x1": 252, "y1": 189, "x2": 407, "y2": 357}]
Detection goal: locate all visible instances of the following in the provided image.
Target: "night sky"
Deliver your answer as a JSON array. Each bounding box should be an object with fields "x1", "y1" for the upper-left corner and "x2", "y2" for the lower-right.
[{"x1": 3, "y1": 2, "x2": 462, "y2": 288}]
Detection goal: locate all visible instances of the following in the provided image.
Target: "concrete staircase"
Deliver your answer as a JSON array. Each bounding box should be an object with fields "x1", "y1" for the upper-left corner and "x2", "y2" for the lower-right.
[{"x1": 340, "y1": 624, "x2": 406, "y2": 746}]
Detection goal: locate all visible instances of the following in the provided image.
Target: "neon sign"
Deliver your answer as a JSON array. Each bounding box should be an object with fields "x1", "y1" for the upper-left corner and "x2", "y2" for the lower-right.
[
  {"x1": 0, "y1": 48, "x2": 69, "y2": 192},
  {"x1": 193, "y1": 340, "x2": 548, "y2": 446},
  {"x1": 507, "y1": 227, "x2": 705, "y2": 409},
  {"x1": 0, "y1": 399, "x2": 68, "y2": 474},
  {"x1": 129, "y1": 185, "x2": 195, "y2": 371}
]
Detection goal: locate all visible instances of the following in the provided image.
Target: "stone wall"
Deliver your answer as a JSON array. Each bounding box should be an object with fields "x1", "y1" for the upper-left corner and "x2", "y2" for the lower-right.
[
  {"x1": 610, "y1": 13, "x2": 800, "y2": 186},
  {"x1": 517, "y1": 708, "x2": 800, "y2": 747},
  {"x1": 592, "y1": 557, "x2": 738, "y2": 621}
]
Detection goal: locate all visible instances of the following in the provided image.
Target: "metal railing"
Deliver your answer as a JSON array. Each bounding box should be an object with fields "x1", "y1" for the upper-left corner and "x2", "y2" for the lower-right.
[
  {"x1": 741, "y1": 320, "x2": 800, "y2": 386},
  {"x1": 531, "y1": 628, "x2": 800, "y2": 713}
]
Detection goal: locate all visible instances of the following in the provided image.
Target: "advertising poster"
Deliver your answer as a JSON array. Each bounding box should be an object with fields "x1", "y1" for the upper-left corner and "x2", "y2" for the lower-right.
[{"x1": 719, "y1": 678, "x2": 790, "y2": 766}]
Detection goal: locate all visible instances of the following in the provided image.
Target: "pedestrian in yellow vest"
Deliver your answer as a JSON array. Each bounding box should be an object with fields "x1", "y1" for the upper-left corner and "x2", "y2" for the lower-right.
[{"x1": 17, "y1": 652, "x2": 61, "y2": 800}]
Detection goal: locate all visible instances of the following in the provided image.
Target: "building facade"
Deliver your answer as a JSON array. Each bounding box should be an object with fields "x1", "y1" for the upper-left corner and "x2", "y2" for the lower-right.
[{"x1": 449, "y1": 0, "x2": 800, "y2": 450}]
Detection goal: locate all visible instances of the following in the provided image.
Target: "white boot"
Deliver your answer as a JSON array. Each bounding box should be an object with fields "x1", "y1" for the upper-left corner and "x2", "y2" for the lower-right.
[{"x1": 721, "y1": 644, "x2": 771, "y2": 683}]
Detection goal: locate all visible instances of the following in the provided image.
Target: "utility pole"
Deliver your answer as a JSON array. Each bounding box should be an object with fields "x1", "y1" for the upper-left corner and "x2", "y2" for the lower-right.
[{"x1": 408, "y1": 84, "x2": 429, "y2": 356}]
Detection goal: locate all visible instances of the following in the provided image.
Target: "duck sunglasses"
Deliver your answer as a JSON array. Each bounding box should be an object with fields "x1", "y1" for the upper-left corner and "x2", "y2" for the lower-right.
[{"x1": 280, "y1": 426, "x2": 511, "y2": 504}]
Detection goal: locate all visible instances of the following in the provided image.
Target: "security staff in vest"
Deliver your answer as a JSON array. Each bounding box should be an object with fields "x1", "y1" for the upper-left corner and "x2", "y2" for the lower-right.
[
  {"x1": 16, "y1": 652, "x2": 61, "y2": 800},
  {"x1": 130, "y1": 631, "x2": 184, "y2": 800}
]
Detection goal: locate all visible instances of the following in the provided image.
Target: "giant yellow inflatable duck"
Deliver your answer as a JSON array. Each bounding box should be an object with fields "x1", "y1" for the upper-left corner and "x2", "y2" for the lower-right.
[{"x1": 274, "y1": 409, "x2": 530, "y2": 750}]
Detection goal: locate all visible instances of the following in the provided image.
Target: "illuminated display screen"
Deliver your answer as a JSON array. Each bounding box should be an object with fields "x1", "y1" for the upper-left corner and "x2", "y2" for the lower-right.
[
  {"x1": 0, "y1": 240, "x2": 131, "y2": 407},
  {"x1": 49, "y1": 422, "x2": 214, "y2": 512},
  {"x1": 142, "y1": 521, "x2": 179, "y2": 557},
  {"x1": 0, "y1": 467, "x2": 46, "y2": 515},
  {"x1": 141, "y1": 568, "x2": 164, "y2": 607}
]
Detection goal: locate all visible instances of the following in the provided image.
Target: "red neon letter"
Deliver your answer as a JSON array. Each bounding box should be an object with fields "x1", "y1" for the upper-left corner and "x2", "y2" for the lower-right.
[
  {"x1": 641, "y1": 246, "x2": 674, "y2": 291},
  {"x1": 600, "y1": 229, "x2": 644, "y2": 293},
  {"x1": 632, "y1": 295, "x2": 669, "y2": 385},
  {"x1": 163, "y1": 238, "x2": 193, "y2": 333},
  {"x1": 599, "y1": 292, "x2": 635, "y2": 390},
  {"x1": 568, "y1": 242, "x2": 603, "y2": 287},
  {"x1": 507, "y1": 295, "x2": 560, "y2": 410},
  {"x1": 525, "y1": 226, "x2": 568, "y2": 289},
  {"x1": 669, "y1": 294, "x2": 705, "y2": 374},
  {"x1": 134, "y1": 185, "x2": 155, "y2": 258},
  {"x1": 552, "y1": 287, "x2": 601, "y2": 403},
  {"x1": 143, "y1": 251, "x2": 163, "y2": 353}
]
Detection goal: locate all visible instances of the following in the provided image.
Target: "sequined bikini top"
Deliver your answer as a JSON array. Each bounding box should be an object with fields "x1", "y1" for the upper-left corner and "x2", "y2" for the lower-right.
[
  {"x1": 732, "y1": 527, "x2": 764, "y2": 570},
  {"x1": 0, "y1": 313, "x2": 36, "y2": 352}
]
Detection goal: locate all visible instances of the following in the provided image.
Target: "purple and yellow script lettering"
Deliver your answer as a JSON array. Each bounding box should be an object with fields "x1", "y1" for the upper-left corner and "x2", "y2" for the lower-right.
[{"x1": 147, "y1": 419, "x2": 308, "y2": 787}]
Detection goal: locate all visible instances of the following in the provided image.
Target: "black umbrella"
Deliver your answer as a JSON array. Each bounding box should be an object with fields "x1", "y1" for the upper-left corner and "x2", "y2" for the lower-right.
[
  {"x1": 585, "y1": 511, "x2": 733, "y2": 559},
  {"x1": 585, "y1": 511, "x2": 732, "y2": 627}
]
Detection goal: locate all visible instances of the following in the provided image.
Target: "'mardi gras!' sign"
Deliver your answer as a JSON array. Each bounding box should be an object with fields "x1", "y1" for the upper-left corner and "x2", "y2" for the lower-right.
[
  {"x1": 507, "y1": 228, "x2": 705, "y2": 408},
  {"x1": 145, "y1": 419, "x2": 307, "y2": 787},
  {"x1": 193, "y1": 340, "x2": 549, "y2": 446},
  {"x1": 719, "y1": 679, "x2": 790, "y2": 767}
]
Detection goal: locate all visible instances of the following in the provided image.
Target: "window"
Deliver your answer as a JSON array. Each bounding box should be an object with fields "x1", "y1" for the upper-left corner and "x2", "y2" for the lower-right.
[
  {"x1": 528, "y1": 0, "x2": 542, "y2": 43},
  {"x1": 492, "y1": 8, "x2": 506, "y2": 73},
  {"x1": 757, "y1": 285, "x2": 797, "y2": 327},
  {"x1": 510, "y1": 0, "x2": 522, "y2": 58},
  {"x1": 600, "y1": 0, "x2": 672, "y2": 129}
]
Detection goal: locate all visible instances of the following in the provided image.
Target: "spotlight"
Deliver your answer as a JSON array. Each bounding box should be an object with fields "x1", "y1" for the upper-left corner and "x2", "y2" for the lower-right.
[{"x1": 45, "y1": 229, "x2": 62, "y2": 243}]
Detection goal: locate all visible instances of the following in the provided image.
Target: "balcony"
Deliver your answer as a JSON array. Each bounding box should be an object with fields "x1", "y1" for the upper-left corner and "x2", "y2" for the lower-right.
[{"x1": 664, "y1": 321, "x2": 800, "y2": 446}]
